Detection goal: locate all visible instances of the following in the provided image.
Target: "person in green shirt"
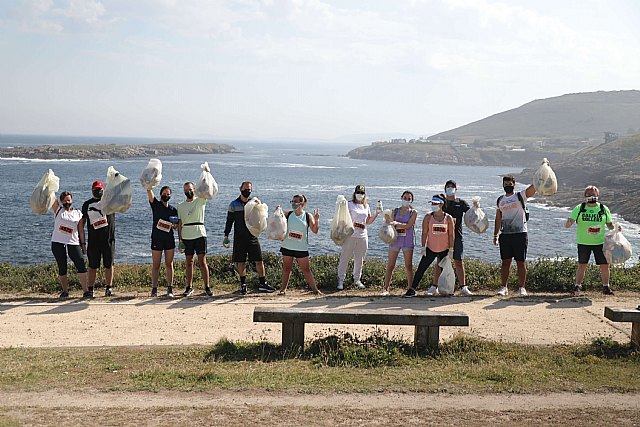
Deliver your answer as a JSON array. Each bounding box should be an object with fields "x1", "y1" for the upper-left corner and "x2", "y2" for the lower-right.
[
  {"x1": 177, "y1": 182, "x2": 211, "y2": 297},
  {"x1": 564, "y1": 185, "x2": 616, "y2": 295}
]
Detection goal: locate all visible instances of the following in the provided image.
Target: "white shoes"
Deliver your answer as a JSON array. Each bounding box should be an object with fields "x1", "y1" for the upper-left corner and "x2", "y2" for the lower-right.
[
  {"x1": 460, "y1": 286, "x2": 473, "y2": 296},
  {"x1": 426, "y1": 285, "x2": 439, "y2": 296},
  {"x1": 497, "y1": 286, "x2": 508, "y2": 296},
  {"x1": 337, "y1": 281, "x2": 344, "y2": 290},
  {"x1": 355, "y1": 280, "x2": 365, "y2": 289},
  {"x1": 518, "y1": 287, "x2": 528, "y2": 296},
  {"x1": 380, "y1": 290, "x2": 390, "y2": 296}
]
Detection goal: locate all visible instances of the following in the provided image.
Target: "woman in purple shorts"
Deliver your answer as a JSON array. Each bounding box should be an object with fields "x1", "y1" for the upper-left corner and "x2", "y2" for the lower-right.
[{"x1": 381, "y1": 191, "x2": 417, "y2": 296}]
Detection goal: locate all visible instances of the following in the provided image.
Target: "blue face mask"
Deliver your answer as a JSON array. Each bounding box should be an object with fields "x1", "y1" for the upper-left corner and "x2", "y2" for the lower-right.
[
  {"x1": 431, "y1": 205, "x2": 441, "y2": 212},
  {"x1": 445, "y1": 187, "x2": 456, "y2": 196},
  {"x1": 401, "y1": 200, "x2": 412, "y2": 207},
  {"x1": 291, "y1": 202, "x2": 301, "y2": 209}
]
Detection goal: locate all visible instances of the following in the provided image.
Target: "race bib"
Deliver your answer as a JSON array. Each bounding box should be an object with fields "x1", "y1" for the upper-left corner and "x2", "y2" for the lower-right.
[
  {"x1": 354, "y1": 222, "x2": 365, "y2": 229},
  {"x1": 432, "y1": 223, "x2": 447, "y2": 234},
  {"x1": 396, "y1": 227, "x2": 406, "y2": 237},
  {"x1": 288, "y1": 231, "x2": 303, "y2": 241},
  {"x1": 156, "y1": 219, "x2": 172, "y2": 233},
  {"x1": 587, "y1": 226, "x2": 601, "y2": 235},
  {"x1": 92, "y1": 217, "x2": 108, "y2": 230},
  {"x1": 59, "y1": 225, "x2": 73, "y2": 235}
]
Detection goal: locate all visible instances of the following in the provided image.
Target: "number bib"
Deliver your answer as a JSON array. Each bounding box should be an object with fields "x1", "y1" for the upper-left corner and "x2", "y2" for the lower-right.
[
  {"x1": 156, "y1": 219, "x2": 172, "y2": 233},
  {"x1": 288, "y1": 231, "x2": 303, "y2": 241},
  {"x1": 587, "y1": 226, "x2": 602, "y2": 235},
  {"x1": 432, "y1": 223, "x2": 448, "y2": 234},
  {"x1": 396, "y1": 227, "x2": 406, "y2": 237},
  {"x1": 59, "y1": 225, "x2": 73, "y2": 235},
  {"x1": 92, "y1": 217, "x2": 108, "y2": 230},
  {"x1": 354, "y1": 222, "x2": 365, "y2": 230}
]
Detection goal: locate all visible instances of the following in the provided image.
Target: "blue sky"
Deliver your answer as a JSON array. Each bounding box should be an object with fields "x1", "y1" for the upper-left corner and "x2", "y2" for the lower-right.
[{"x1": 1, "y1": 0, "x2": 639, "y2": 140}]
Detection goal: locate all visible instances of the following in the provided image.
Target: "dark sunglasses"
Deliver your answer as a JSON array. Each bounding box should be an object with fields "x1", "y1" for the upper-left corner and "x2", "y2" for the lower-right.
[{"x1": 355, "y1": 191, "x2": 365, "y2": 195}]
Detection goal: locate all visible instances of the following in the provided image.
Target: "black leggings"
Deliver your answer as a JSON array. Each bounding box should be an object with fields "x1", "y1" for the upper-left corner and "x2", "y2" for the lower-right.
[
  {"x1": 411, "y1": 248, "x2": 449, "y2": 290},
  {"x1": 51, "y1": 242, "x2": 87, "y2": 276}
]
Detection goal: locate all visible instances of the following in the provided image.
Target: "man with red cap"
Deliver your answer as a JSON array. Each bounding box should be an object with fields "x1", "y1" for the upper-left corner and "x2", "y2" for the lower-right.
[{"x1": 79, "y1": 180, "x2": 116, "y2": 297}]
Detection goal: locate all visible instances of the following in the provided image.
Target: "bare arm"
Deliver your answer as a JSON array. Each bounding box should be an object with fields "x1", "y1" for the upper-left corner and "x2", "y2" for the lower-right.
[
  {"x1": 178, "y1": 219, "x2": 183, "y2": 241},
  {"x1": 394, "y1": 210, "x2": 418, "y2": 229},
  {"x1": 421, "y1": 214, "x2": 430, "y2": 247},
  {"x1": 51, "y1": 198, "x2": 59, "y2": 214},
  {"x1": 365, "y1": 210, "x2": 380, "y2": 225},
  {"x1": 448, "y1": 215, "x2": 455, "y2": 248},
  {"x1": 525, "y1": 184, "x2": 536, "y2": 199},
  {"x1": 147, "y1": 189, "x2": 155, "y2": 204},
  {"x1": 309, "y1": 209, "x2": 320, "y2": 234},
  {"x1": 493, "y1": 209, "x2": 502, "y2": 245},
  {"x1": 564, "y1": 218, "x2": 575, "y2": 228}
]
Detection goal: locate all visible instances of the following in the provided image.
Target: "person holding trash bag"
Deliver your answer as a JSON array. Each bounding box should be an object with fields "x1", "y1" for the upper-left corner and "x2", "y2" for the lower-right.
[
  {"x1": 51, "y1": 191, "x2": 89, "y2": 298},
  {"x1": 493, "y1": 174, "x2": 537, "y2": 296},
  {"x1": 177, "y1": 182, "x2": 212, "y2": 297},
  {"x1": 279, "y1": 194, "x2": 322, "y2": 295},
  {"x1": 147, "y1": 185, "x2": 178, "y2": 297},
  {"x1": 403, "y1": 195, "x2": 455, "y2": 297},
  {"x1": 438, "y1": 180, "x2": 474, "y2": 296},
  {"x1": 223, "y1": 181, "x2": 275, "y2": 295},
  {"x1": 80, "y1": 180, "x2": 116, "y2": 298},
  {"x1": 337, "y1": 184, "x2": 381, "y2": 290},
  {"x1": 382, "y1": 191, "x2": 417, "y2": 296},
  {"x1": 564, "y1": 185, "x2": 616, "y2": 295}
]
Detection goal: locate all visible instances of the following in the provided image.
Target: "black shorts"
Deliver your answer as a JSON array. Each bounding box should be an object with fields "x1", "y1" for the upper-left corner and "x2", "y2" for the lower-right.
[
  {"x1": 151, "y1": 235, "x2": 176, "y2": 251},
  {"x1": 452, "y1": 236, "x2": 463, "y2": 261},
  {"x1": 87, "y1": 239, "x2": 115, "y2": 269},
  {"x1": 499, "y1": 233, "x2": 528, "y2": 262},
  {"x1": 280, "y1": 247, "x2": 309, "y2": 259},
  {"x1": 183, "y1": 237, "x2": 207, "y2": 256},
  {"x1": 232, "y1": 236, "x2": 263, "y2": 263},
  {"x1": 578, "y1": 244, "x2": 608, "y2": 265}
]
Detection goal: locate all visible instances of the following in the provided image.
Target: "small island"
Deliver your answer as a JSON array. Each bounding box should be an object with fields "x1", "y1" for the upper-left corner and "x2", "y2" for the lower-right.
[{"x1": 0, "y1": 143, "x2": 237, "y2": 160}]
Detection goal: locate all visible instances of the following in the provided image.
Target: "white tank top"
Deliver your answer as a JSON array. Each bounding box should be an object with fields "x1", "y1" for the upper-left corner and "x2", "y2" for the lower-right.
[{"x1": 51, "y1": 208, "x2": 83, "y2": 245}]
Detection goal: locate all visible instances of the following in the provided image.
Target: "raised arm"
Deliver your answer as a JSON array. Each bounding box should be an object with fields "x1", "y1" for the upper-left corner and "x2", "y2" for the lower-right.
[
  {"x1": 525, "y1": 184, "x2": 536, "y2": 199},
  {"x1": 309, "y1": 209, "x2": 320, "y2": 234},
  {"x1": 146, "y1": 188, "x2": 155, "y2": 204}
]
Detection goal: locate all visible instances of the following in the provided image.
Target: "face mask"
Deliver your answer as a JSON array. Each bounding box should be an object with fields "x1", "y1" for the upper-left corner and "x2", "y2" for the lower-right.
[
  {"x1": 504, "y1": 185, "x2": 515, "y2": 194},
  {"x1": 401, "y1": 200, "x2": 412, "y2": 207},
  {"x1": 355, "y1": 194, "x2": 364, "y2": 201},
  {"x1": 241, "y1": 189, "x2": 251, "y2": 198},
  {"x1": 161, "y1": 194, "x2": 171, "y2": 202},
  {"x1": 291, "y1": 202, "x2": 301, "y2": 209},
  {"x1": 445, "y1": 187, "x2": 456, "y2": 196},
  {"x1": 184, "y1": 190, "x2": 194, "y2": 199},
  {"x1": 62, "y1": 202, "x2": 72, "y2": 210},
  {"x1": 586, "y1": 196, "x2": 598, "y2": 203},
  {"x1": 92, "y1": 189, "x2": 103, "y2": 199},
  {"x1": 431, "y1": 205, "x2": 441, "y2": 212}
]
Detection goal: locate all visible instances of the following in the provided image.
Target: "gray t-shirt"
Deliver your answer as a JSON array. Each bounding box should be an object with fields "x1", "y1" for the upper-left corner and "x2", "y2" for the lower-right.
[{"x1": 498, "y1": 189, "x2": 528, "y2": 234}]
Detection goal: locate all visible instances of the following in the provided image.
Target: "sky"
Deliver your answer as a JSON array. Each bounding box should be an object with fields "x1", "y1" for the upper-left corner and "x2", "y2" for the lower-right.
[{"x1": 0, "y1": 0, "x2": 639, "y2": 141}]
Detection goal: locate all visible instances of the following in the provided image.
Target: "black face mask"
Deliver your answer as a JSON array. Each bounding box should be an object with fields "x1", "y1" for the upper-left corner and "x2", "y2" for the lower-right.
[
  {"x1": 504, "y1": 185, "x2": 515, "y2": 194},
  {"x1": 93, "y1": 189, "x2": 103, "y2": 199},
  {"x1": 184, "y1": 190, "x2": 194, "y2": 199},
  {"x1": 62, "y1": 202, "x2": 72, "y2": 210},
  {"x1": 161, "y1": 194, "x2": 171, "y2": 202},
  {"x1": 241, "y1": 189, "x2": 251, "y2": 198}
]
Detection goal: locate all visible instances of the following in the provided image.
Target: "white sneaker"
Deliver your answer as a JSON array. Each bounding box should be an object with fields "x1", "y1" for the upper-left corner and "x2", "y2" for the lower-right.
[
  {"x1": 355, "y1": 280, "x2": 365, "y2": 289},
  {"x1": 337, "y1": 281, "x2": 344, "y2": 290},
  {"x1": 518, "y1": 287, "x2": 528, "y2": 296},
  {"x1": 380, "y1": 290, "x2": 390, "y2": 296},
  {"x1": 497, "y1": 286, "x2": 508, "y2": 296},
  {"x1": 460, "y1": 286, "x2": 473, "y2": 296},
  {"x1": 426, "y1": 285, "x2": 439, "y2": 296}
]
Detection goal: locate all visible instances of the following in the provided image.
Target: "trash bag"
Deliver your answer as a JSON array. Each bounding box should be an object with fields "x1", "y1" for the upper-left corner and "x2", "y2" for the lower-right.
[
  {"x1": 100, "y1": 166, "x2": 132, "y2": 215},
  {"x1": 330, "y1": 195, "x2": 354, "y2": 246},
  {"x1": 437, "y1": 256, "x2": 455, "y2": 295},
  {"x1": 139, "y1": 158, "x2": 162, "y2": 190},
  {"x1": 464, "y1": 196, "x2": 489, "y2": 234},
  {"x1": 603, "y1": 224, "x2": 633, "y2": 264},
  {"x1": 195, "y1": 162, "x2": 218, "y2": 200},
  {"x1": 533, "y1": 158, "x2": 558, "y2": 196},
  {"x1": 379, "y1": 224, "x2": 398, "y2": 244},
  {"x1": 30, "y1": 169, "x2": 60, "y2": 214},
  {"x1": 266, "y1": 206, "x2": 287, "y2": 241},
  {"x1": 244, "y1": 198, "x2": 269, "y2": 237}
]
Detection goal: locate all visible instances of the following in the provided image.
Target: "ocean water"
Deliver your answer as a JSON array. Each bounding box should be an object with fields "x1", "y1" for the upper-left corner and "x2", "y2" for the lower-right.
[{"x1": 1, "y1": 135, "x2": 639, "y2": 266}]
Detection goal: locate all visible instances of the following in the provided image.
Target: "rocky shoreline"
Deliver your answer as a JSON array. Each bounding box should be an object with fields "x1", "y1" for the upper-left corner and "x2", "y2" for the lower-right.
[{"x1": 0, "y1": 143, "x2": 237, "y2": 160}]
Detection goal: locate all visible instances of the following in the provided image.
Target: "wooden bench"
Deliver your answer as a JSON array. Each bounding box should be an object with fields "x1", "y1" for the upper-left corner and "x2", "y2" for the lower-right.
[
  {"x1": 604, "y1": 306, "x2": 640, "y2": 348},
  {"x1": 253, "y1": 307, "x2": 469, "y2": 349}
]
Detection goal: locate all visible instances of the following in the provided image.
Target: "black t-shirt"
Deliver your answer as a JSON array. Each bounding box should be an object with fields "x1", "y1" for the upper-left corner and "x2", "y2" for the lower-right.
[
  {"x1": 81, "y1": 197, "x2": 115, "y2": 243},
  {"x1": 443, "y1": 197, "x2": 470, "y2": 239},
  {"x1": 224, "y1": 196, "x2": 256, "y2": 240},
  {"x1": 150, "y1": 198, "x2": 178, "y2": 240}
]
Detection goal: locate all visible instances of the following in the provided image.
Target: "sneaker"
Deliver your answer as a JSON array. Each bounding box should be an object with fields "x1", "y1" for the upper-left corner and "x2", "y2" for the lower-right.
[
  {"x1": 182, "y1": 287, "x2": 194, "y2": 297},
  {"x1": 426, "y1": 285, "x2": 439, "y2": 296},
  {"x1": 239, "y1": 284, "x2": 247, "y2": 296},
  {"x1": 572, "y1": 284, "x2": 582, "y2": 295},
  {"x1": 603, "y1": 285, "x2": 614, "y2": 295},
  {"x1": 82, "y1": 290, "x2": 94, "y2": 299},
  {"x1": 105, "y1": 287, "x2": 114, "y2": 297},
  {"x1": 403, "y1": 288, "x2": 417, "y2": 298},
  {"x1": 518, "y1": 287, "x2": 528, "y2": 297},
  {"x1": 355, "y1": 280, "x2": 365, "y2": 289},
  {"x1": 166, "y1": 286, "x2": 174, "y2": 298},
  {"x1": 258, "y1": 282, "x2": 276, "y2": 293},
  {"x1": 204, "y1": 286, "x2": 213, "y2": 297},
  {"x1": 497, "y1": 286, "x2": 508, "y2": 296},
  {"x1": 460, "y1": 286, "x2": 473, "y2": 296},
  {"x1": 337, "y1": 281, "x2": 344, "y2": 290},
  {"x1": 380, "y1": 290, "x2": 390, "y2": 296},
  {"x1": 59, "y1": 291, "x2": 69, "y2": 299},
  {"x1": 151, "y1": 288, "x2": 158, "y2": 297}
]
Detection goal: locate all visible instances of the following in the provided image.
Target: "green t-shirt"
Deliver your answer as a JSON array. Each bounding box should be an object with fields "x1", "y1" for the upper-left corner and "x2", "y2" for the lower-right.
[
  {"x1": 178, "y1": 197, "x2": 207, "y2": 240},
  {"x1": 569, "y1": 203, "x2": 611, "y2": 245}
]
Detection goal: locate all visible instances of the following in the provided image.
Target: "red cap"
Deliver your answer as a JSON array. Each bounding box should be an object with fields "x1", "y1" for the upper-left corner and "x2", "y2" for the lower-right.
[{"x1": 92, "y1": 180, "x2": 104, "y2": 190}]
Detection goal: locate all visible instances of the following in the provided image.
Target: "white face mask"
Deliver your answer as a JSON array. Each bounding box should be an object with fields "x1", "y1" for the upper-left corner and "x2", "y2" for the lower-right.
[
  {"x1": 431, "y1": 205, "x2": 441, "y2": 212},
  {"x1": 355, "y1": 194, "x2": 364, "y2": 201},
  {"x1": 445, "y1": 187, "x2": 456, "y2": 196},
  {"x1": 401, "y1": 200, "x2": 412, "y2": 207}
]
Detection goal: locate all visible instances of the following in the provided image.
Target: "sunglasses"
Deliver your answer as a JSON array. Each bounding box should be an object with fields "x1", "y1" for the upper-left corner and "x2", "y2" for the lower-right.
[{"x1": 355, "y1": 191, "x2": 365, "y2": 195}]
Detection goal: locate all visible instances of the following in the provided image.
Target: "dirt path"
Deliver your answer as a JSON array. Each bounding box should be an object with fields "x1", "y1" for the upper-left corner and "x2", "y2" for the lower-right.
[{"x1": 0, "y1": 292, "x2": 636, "y2": 348}]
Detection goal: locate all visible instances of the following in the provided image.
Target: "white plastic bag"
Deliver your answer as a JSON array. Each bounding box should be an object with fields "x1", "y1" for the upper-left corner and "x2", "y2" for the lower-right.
[
  {"x1": 100, "y1": 166, "x2": 132, "y2": 215},
  {"x1": 378, "y1": 224, "x2": 398, "y2": 244},
  {"x1": 464, "y1": 196, "x2": 489, "y2": 234},
  {"x1": 603, "y1": 224, "x2": 633, "y2": 264},
  {"x1": 330, "y1": 195, "x2": 354, "y2": 246},
  {"x1": 266, "y1": 206, "x2": 287, "y2": 240},
  {"x1": 30, "y1": 169, "x2": 59, "y2": 214},
  {"x1": 437, "y1": 256, "x2": 455, "y2": 295},
  {"x1": 139, "y1": 158, "x2": 162, "y2": 190},
  {"x1": 533, "y1": 158, "x2": 558, "y2": 196},
  {"x1": 244, "y1": 198, "x2": 269, "y2": 237},
  {"x1": 195, "y1": 162, "x2": 218, "y2": 200}
]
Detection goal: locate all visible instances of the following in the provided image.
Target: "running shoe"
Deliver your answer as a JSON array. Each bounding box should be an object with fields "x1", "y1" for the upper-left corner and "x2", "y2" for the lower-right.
[
  {"x1": 572, "y1": 285, "x2": 582, "y2": 295},
  {"x1": 426, "y1": 285, "x2": 439, "y2": 296},
  {"x1": 105, "y1": 287, "x2": 114, "y2": 297},
  {"x1": 518, "y1": 287, "x2": 528, "y2": 297},
  {"x1": 166, "y1": 286, "x2": 174, "y2": 298},
  {"x1": 603, "y1": 286, "x2": 614, "y2": 295},
  {"x1": 239, "y1": 284, "x2": 247, "y2": 295},
  {"x1": 59, "y1": 291, "x2": 69, "y2": 299},
  {"x1": 204, "y1": 286, "x2": 213, "y2": 297},
  {"x1": 460, "y1": 286, "x2": 473, "y2": 296},
  {"x1": 380, "y1": 290, "x2": 390, "y2": 296},
  {"x1": 151, "y1": 288, "x2": 158, "y2": 297},
  {"x1": 82, "y1": 290, "x2": 94, "y2": 299},
  {"x1": 497, "y1": 286, "x2": 508, "y2": 296},
  {"x1": 258, "y1": 282, "x2": 276, "y2": 293},
  {"x1": 182, "y1": 287, "x2": 194, "y2": 297},
  {"x1": 403, "y1": 288, "x2": 417, "y2": 298},
  {"x1": 355, "y1": 280, "x2": 366, "y2": 289}
]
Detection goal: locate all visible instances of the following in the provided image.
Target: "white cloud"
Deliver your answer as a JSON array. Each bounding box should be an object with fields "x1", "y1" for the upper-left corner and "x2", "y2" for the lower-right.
[{"x1": 53, "y1": 0, "x2": 106, "y2": 24}]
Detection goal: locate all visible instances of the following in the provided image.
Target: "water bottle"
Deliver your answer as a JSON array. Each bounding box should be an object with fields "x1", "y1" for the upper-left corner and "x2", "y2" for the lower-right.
[
  {"x1": 376, "y1": 200, "x2": 383, "y2": 214},
  {"x1": 169, "y1": 216, "x2": 179, "y2": 224},
  {"x1": 223, "y1": 237, "x2": 230, "y2": 248}
]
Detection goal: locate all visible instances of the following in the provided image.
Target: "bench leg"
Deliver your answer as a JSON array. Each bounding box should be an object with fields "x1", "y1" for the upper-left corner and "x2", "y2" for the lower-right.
[
  {"x1": 282, "y1": 322, "x2": 305, "y2": 349},
  {"x1": 632, "y1": 322, "x2": 639, "y2": 349},
  {"x1": 415, "y1": 326, "x2": 440, "y2": 350}
]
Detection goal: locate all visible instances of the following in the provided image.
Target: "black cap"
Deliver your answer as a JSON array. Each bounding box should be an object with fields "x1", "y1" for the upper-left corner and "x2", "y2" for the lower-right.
[
  {"x1": 445, "y1": 180, "x2": 457, "y2": 189},
  {"x1": 355, "y1": 184, "x2": 366, "y2": 193}
]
